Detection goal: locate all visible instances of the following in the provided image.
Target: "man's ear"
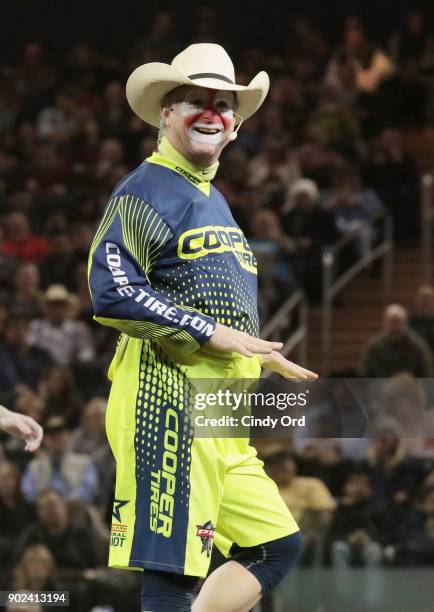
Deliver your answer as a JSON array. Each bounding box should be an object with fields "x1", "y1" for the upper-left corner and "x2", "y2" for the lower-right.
[{"x1": 161, "y1": 106, "x2": 172, "y2": 129}]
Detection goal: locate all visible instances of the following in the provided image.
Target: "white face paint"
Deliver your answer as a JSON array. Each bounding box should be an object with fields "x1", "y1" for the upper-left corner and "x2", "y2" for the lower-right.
[
  {"x1": 187, "y1": 118, "x2": 224, "y2": 145},
  {"x1": 180, "y1": 89, "x2": 235, "y2": 147}
]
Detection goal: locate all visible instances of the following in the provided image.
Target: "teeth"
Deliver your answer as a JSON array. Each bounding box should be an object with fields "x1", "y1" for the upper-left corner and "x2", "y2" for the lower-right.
[{"x1": 195, "y1": 127, "x2": 219, "y2": 134}]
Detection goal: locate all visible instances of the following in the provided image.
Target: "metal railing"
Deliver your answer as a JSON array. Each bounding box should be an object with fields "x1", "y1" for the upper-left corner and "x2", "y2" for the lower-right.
[
  {"x1": 421, "y1": 172, "x2": 433, "y2": 284},
  {"x1": 261, "y1": 289, "x2": 308, "y2": 378},
  {"x1": 321, "y1": 210, "x2": 394, "y2": 371}
]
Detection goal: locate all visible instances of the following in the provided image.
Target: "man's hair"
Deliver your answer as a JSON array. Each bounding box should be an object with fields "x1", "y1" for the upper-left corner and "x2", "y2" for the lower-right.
[{"x1": 264, "y1": 451, "x2": 297, "y2": 469}]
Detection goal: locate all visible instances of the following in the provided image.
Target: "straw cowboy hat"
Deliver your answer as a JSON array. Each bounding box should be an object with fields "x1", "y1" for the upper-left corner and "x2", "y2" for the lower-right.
[{"x1": 126, "y1": 43, "x2": 270, "y2": 128}]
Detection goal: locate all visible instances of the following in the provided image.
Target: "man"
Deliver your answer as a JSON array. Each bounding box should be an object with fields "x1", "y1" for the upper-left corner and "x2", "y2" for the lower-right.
[
  {"x1": 283, "y1": 178, "x2": 340, "y2": 302},
  {"x1": 0, "y1": 314, "x2": 53, "y2": 393},
  {"x1": 27, "y1": 284, "x2": 95, "y2": 365},
  {"x1": 0, "y1": 404, "x2": 42, "y2": 452},
  {"x1": 14, "y1": 488, "x2": 102, "y2": 581},
  {"x1": 21, "y1": 416, "x2": 99, "y2": 504},
  {"x1": 0, "y1": 462, "x2": 36, "y2": 574},
  {"x1": 360, "y1": 303, "x2": 433, "y2": 377},
  {"x1": 265, "y1": 451, "x2": 336, "y2": 566},
  {"x1": 329, "y1": 471, "x2": 382, "y2": 567},
  {"x1": 88, "y1": 43, "x2": 317, "y2": 612}
]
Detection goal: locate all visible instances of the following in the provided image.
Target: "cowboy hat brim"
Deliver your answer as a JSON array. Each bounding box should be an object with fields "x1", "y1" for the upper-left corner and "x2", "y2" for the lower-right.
[{"x1": 126, "y1": 62, "x2": 270, "y2": 128}]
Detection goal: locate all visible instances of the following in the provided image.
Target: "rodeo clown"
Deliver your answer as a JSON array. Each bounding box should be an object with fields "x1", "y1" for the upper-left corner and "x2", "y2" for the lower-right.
[{"x1": 88, "y1": 43, "x2": 317, "y2": 612}]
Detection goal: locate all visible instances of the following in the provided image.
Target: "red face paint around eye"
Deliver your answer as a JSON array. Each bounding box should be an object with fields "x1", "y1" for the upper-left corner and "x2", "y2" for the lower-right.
[{"x1": 182, "y1": 90, "x2": 233, "y2": 130}]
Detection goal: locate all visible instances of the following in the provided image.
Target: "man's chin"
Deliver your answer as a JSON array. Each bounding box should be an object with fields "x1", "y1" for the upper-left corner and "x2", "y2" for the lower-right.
[{"x1": 188, "y1": 141, "x2": 221, "y2": 163}]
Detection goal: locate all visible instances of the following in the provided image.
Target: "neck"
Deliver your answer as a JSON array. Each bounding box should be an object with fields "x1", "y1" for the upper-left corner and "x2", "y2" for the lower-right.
[
  {"x1": 168, "y1": 135, "x2": 218, "y2": 167},
  {"x1": 147, "y1": 136, "x2": 219, "y2": 195},
  {"x1": 160, "y1": 135, "x2": 218, "y2": 176}
]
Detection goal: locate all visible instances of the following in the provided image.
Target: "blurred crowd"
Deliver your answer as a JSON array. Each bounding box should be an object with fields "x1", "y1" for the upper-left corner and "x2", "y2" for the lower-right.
[{"x1": 1, "y1": 6, "x2": 434, "y2": 611}]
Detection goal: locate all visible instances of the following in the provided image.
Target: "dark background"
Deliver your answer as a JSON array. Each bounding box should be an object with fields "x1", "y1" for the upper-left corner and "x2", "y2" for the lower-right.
[{"x1": 2, "y1": 0, "x2": 434, "y2": 62}]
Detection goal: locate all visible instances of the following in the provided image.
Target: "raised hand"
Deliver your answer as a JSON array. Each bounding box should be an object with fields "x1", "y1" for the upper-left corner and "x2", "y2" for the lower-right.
[{"x1": 0, "y1": 405, "x2": 43, "y2": 452}]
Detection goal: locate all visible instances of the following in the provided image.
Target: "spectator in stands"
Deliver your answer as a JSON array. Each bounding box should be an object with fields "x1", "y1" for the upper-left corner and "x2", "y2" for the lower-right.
[
  {"x1": 21, "y1": 416, "x2": 99, "y2": 503},
  {"x1": 282, "y1": 178, "x2": 340, "y2": 302},
  {"x1": 214, "y1": 148, "x2": 253, "y2": 230},
  {"x1": 409, "y1": 285, "x2": 434, "y2": 353},
  {"x1": 131, "y1": 10, "x2": 178, "y2": 64},
  {"x1": 1, "y1": 212, "x2": 48, "y2": 263},
  {"x1": 0, "y1": 462, "x2": 35, "y2": 573},
  {"x1": 0, "y1": 228, "x2": 18, "y2": 300},
  {"x1": 70, "y1": 398, "x2": 107, "y2": 456},
  {"x1": 9, "y1": 544, "x2": 61, "y2": 593},
  {"x1": 306, "y1": 85, "x2": 361, "y2": 155},
  {"x1": 287, "y1": 16, "x2": 328, "y2": 63},
  {"x1": 265, "y1": 451, "x2": 336, "y2": 565},
  {"x1": 37, "y1": 89, "x2": 78, "y2": 141},
  {"x1": 247, "y1": 132, "x2": 301, "y2": 194},
  {"x1": 367, "y1": 374, "x2": 434, "y2": 455},
  {"x1": 94, "y1": 137, "x2": 125, "y2": 188},
  {"x1": 249, "y1": 208, "x2": 299, "y2": 315},
  {"x1": 324, "y1": 165, "x2": 385, "y2": 258},
  {"x1": 329, "y1": 471, "x2": 383, "y2": 566},
  {"x1": 362, "y1": 420, "x2": 428, "y2": 519},
  {"x1": 42, "y1": 230, "x2": 78, "y2": 290},
  {"x1": 14, "y1": 489, "x2": 102, "y2": 587},
  {"x1": 37, "y1": 366, "x2": 82, "y2": 426},
  {"x1": 0, "y1": 315, "x2": 52, "y2": 394},
  {"x1": 72, "y1": 261, "x2": 94, "y2": 321},
  {"x1": 11, "y1": 42, "x2": 55, "y2": 121},
  {"x1": 389, "y1": 12, "x2": 434, "y2": 72},
  {"x1": 362, "y1": 128, "x2": 419, "y2": 242},
  {"x1": 100, "y1": 81, "x2": 129, "y2": 140},
  {"x1": 14, "y1": 390, "x2": 46, "y2": 427},
  {"x1": 92, "y1": 443, "x2": 116, "y2": 523},
  {"x1": 360, "y1": 304, "x2": 433, "y2": 377},
  {"x1": 385, "y1": 485, "x2": 434, "y2": 566},
  {"x1": 325, "y1": 19, "x2": 394, "y2": 95},
  {"x1": 10, "y1": 262, "x2": 43, "y2": 319},
  {"x1": 27, "y1": 285, "x2": 95, "y2": 366}
]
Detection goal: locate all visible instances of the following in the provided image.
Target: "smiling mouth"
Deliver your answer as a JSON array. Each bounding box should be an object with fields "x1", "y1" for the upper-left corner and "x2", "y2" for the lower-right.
[{"x1": 193, "y1": 127, "x2": 221, "y2": 135}]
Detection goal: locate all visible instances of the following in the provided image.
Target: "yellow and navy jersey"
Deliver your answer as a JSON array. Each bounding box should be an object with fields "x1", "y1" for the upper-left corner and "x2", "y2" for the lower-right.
[
  {"x1": 88, "y1": 143, "x2": 259, "y2": 356},
  {"x1": 88, "y1": 140, "x2": 268, "y2": 574}
]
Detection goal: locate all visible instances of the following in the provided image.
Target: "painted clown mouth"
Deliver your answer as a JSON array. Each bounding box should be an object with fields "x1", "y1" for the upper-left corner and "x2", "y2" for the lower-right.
[
  {"x1": 189, "y1": 123, "x2": 225, "y2": 145},
  {"x1": 193, "y1": 125, "x2": 223, "y2": 135}
]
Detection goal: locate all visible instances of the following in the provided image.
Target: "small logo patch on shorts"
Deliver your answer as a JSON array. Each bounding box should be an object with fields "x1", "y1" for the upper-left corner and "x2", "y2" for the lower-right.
[
  {"x1": 196, "y1": 520, "x2": 215, "y2": 557},
  {"x1": 112, "y1": 498, "x2": 129, "y2": 522}
]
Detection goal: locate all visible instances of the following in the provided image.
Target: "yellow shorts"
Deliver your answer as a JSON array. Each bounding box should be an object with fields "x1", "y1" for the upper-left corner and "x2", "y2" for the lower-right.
[{"x1": 106, "y1": 336, "x2": 299, "y2": 577}]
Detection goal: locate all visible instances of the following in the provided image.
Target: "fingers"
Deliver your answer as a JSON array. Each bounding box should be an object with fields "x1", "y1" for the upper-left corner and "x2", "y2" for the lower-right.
[
  {"x1": 236, "y1": 345, "x2": 254, "y2": 358},
  {"x1": 244, "y1": 336, "x2": 283, "y2": 355},
  {"x1": 303, "y1": 368, "x2": 318, "y2": 380},
  {"x1": 238, "y1": 337, "x2": 282, "y2": 358},
  {"x1": 24, "y1": 417, "x2": 43, "y2": 452},
  {"x1": 208, "y1": 324, "x2": 283, "y2": 358},
  {"x1": 16, "y1": 419, "x2": 33, "y2": 438},
  {"x1": 286, "y1": 366, "x2": 318, "y2": 381}
]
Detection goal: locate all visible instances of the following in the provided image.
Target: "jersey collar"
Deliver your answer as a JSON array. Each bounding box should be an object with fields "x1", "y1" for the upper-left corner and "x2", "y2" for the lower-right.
[{"x1": 146, "y1": 136, "x2": 218, "y2": 196}]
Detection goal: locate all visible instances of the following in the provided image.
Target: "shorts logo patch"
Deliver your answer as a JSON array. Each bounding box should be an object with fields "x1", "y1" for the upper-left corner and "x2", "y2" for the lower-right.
[
  {"x1": 196, "y1": 520, "x2": 215, "y2": 557},
  {"x1": 111, "y1": 499, "x2": 130, "y2": 548},
  {"x1": 112, "y1": 498, "x2": 129, "y2": 522}
]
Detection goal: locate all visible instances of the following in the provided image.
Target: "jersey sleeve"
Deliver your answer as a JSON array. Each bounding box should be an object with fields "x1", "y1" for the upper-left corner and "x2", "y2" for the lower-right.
[{"x1": 87, "y1": 194, "x2": 216, "y2": 353}]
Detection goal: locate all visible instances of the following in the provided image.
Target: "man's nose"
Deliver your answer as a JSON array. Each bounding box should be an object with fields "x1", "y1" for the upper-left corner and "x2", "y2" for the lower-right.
[{"x1": 201, "y1": 107, "x2": 218, "y2": 122}]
